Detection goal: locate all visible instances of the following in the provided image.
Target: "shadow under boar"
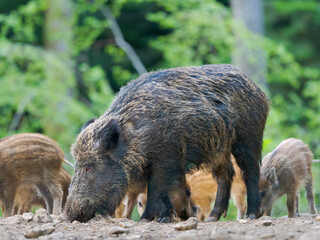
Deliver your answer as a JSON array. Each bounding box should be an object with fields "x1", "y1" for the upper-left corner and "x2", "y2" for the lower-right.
[
  {"x1": 64, "y1": 64, "x2": 269, "y2": 223},
  {"x1": 259, "y1": 138, "x2": 317, "y2": 217},
  {"x1": 0, "y1": 133, "x2": 71, "y2": 216}
]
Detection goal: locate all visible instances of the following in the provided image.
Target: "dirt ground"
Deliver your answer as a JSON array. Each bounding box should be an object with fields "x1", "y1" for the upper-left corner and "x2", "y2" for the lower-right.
[{"x1": 1, "y1": 210, "x2": 320, "y2": 240}]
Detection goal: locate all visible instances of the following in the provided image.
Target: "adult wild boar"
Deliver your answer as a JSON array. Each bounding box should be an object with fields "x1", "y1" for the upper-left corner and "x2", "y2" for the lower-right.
[{"x1": 64, "y1": 64, "x2": 269, "y2": 223}]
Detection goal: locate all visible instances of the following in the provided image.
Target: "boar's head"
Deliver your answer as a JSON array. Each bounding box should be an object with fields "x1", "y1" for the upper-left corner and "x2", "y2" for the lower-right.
[{"x1": 63, "y1": 118, "x2": 128, "y2": 222}]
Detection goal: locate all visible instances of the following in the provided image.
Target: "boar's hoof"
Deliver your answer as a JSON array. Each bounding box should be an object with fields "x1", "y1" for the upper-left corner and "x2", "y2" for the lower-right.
[
  {"x1": 157, "y1": 216, "x2": 171, "y2": 223},
  {"x1": 247, "y1": 213, "x2": 257, "y2": 220},
  {"x1": 205, "y1": 216, "x2": 219, "y2": 222}
]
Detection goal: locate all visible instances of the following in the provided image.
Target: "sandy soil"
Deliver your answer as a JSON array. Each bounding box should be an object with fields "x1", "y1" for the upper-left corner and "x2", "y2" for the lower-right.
[{"x1": 1, "y1": 210, "x2": 320, "y2": 240}]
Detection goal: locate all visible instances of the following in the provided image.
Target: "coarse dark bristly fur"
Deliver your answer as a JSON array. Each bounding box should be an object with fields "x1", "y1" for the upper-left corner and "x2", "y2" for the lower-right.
[
  {"x1": 0, "y1": 133, "x2": 70, "y2": 216},
  {"x1": 259, "y1": 138, "x2": 317, "y2": 217},
  {"x1": 63, "y1": 64, "x2": 270, "y2": 223}
]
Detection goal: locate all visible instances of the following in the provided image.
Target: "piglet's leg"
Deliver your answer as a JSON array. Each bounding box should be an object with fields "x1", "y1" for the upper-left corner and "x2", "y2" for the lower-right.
[
  {"x1": 2, "y1": 189, "x2": 16, "y2": 217},
  {"x1": 231, "y1": 190, "x2": 246, "y2": 220},
  {"x1": 305, "y1": 181, "x2": 317, "y2": 214},
  {"x1": 287, "y1": 190, "x2": 296, "y2": 218},
  {"x1": 48, "y1": 184, "x2": 63, "y2": 215},
  {"x1": 295, "y1": 191, "x2": 300, "y2": 216},
  {"x1": 36, "y1": 183, "x2": 54, "y2": 214},
  {"x1": 124, "y1": 192, "x2": 138, "y2": 219},
  {"x1": 198, "y1": 198, "x2": 212, "y2": 221}
]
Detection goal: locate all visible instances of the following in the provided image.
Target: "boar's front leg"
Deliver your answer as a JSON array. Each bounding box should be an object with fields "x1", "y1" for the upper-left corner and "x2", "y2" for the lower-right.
[{"x1": 141, "y1": 160, "x2": 182, "y2": 223}]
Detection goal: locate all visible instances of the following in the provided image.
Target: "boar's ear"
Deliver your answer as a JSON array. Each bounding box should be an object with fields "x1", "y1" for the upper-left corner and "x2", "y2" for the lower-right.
[
  {"x1": 100, "y1": 118, "x2": 120, "y2": 151},
  {"x1": 81, "y1": 118, "x2": 97, "y2": 132},
  {"x1": 266, "y1": 167, "x2": 278, "y2": 186}
]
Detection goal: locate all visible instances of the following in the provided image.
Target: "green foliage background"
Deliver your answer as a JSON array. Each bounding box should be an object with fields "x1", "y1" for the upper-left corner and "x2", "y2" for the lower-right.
[{"x1": 0, "y1": 0, "x2": 319, "y2": 220}]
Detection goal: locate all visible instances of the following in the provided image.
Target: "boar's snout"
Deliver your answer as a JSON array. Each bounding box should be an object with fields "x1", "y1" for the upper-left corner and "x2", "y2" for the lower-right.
[
  {"x1": 78, "y1": 205, "x2": 95, "y2": 222},
  {"x1": 62, "y1": 195, "x2": 95, "y2": 223},
  {"x1": 178, "y1": 199, "x2": 198, "y2": 221}
]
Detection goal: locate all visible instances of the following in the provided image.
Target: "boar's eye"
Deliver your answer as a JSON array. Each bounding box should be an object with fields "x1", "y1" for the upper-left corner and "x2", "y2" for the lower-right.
[
  {"x1": 85, "y1": 163, "x2": 94, "y2": 172},
  {"x1": 186, "y1": 190, "x2": 191, "y2": 198},
  {"x1": 260, "y1": 191, "x2": 266, "y2": 198}
]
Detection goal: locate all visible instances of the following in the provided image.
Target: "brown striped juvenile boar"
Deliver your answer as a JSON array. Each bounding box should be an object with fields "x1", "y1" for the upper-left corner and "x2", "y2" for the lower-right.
[
  {"x1": 0, "y1": 133, "x2": 71, "y2": 216},
  {"x1": 64, "y1": 64, "x2": 269, "y2": 223},
  {"x1": 8, "y1": 168, "x2": 71, "y2": 215},
  {"x1": 114, "y1": 183, "x2": 146, "y2": 219},
  {"x1": 259, "y1": 138, "x2": 317, "y2": 217},
  {"x1": 186, "y1": 156, "x2": 246, "y2": 220},
  {"x1": 136, "y1": 156, "x2": 246, "y2": 221},
  {"x1": 11, "y1": 185, "x2": 46, "y2": 215}
]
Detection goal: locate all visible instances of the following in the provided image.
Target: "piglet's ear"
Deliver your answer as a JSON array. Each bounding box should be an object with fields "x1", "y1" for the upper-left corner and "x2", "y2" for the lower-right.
[
  {"x1": 101, "y1": 118, "x2": 120, "y2": 151},
  {"x1": 267, "y1": 167, "x2": 278, "y2": 186}
]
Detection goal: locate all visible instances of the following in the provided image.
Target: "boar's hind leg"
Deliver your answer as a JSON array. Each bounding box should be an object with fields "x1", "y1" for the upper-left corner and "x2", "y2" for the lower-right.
[
  {"x1": 232, "y1": 140, "x2": 261, "y2": 219},
  {"x1": 207, "y1": 153, "x2": 234, "y2": 221},
  {"x1": 36, "y1": 183, "x2": 54, "y2": 213},
  {"x1": 141, "y1": 162, "x2": 181, "y2": 223},
  {"x1": 305, "y1": 180, "x2": 317, "y2": 214}
]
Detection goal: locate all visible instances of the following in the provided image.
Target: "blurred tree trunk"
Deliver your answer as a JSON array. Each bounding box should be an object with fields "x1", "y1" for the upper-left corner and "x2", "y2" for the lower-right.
[
  {"x1": 44, "y1": 0, "x2": 73, "y2": 64},
  {"x1": 231, "y1": 0, "x2": 267, "y2": 90},
  {"x1": 44, "y1": 0, "x2": 74, "y2": 104}
]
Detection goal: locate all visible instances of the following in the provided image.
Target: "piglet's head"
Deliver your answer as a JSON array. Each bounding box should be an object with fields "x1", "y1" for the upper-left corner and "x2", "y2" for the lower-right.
[{"x1": 259, "y1": 167, "x2": 279, "y2": 216}]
